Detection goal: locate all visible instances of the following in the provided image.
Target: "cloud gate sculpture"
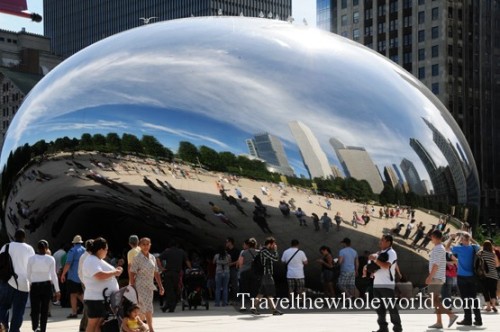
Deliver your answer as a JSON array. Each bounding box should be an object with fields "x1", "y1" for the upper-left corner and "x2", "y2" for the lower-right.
[{"x1": 0, "y1": 17, "x2": 479, "y2": 286}]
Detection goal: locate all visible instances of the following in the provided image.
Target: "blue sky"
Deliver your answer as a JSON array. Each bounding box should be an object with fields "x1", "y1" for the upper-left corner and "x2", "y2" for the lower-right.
[{"x1": 0, "y1": 0, "x2": 316, "y2": 34}]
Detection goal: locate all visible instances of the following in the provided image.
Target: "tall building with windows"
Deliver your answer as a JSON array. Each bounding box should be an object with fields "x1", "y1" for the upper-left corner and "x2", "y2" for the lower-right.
[
  {"x1": 400, "y1": 158, "x2": 425, "y2": 195},
  {"x1": 289, "y1": 121, "x2": 333, "y2": 179},
  {"x1": 318, "y1": 0, "x2": 499, "y2": 221},
  {"x1": 246, "y1": 133, "x2": 294, "y2": 176},
  {"x1": 44, "y1": 0, "x2": 292, "y2": 58}
]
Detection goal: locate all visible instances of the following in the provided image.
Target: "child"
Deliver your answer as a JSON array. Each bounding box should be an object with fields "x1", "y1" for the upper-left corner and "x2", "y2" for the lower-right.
[{"x1": 122, "y1": 304, "x2": 149, "y2": 332}]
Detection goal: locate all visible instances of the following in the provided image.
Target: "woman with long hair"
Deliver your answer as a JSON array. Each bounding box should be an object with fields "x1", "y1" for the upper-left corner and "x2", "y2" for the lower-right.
[
  {"x1": 82, "y1": 237, "x2": 122, "y2": 332},
  {"x1": 479, "y1": 240, "x2": 499, "y2": 312},
  {"x1": 213, "y1": 245, "x2": 231, "y2": 306},
  {"x1": 130, "y1": 237, "x2": 164, "y2": 332}
]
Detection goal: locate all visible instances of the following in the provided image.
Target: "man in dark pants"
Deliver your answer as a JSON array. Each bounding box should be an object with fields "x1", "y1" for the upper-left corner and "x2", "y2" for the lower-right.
[
  {"x1": 446, "y1": 232, "x2": 482, "y2": 326},
  {"x1": 369, "y1": 234, "x2": 402, "y2": 332},
  {"x1": 159, "y1": 240, "x2": 191, "y2": 312},
  {"x1": 225, "y1": 237, "x2": 240, "y2": 304}
]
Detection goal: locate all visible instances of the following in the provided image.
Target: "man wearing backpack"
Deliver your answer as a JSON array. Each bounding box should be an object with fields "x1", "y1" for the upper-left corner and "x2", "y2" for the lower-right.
[
  {"x1": 251, "y1": 237, "x2": 283, "y2": 316},
  {"x1": 446, "y1": 232, "x2": 482, "y2": 326},
  {"x1": 0, "y1": 229, "x2": 35, "y2": 332}
]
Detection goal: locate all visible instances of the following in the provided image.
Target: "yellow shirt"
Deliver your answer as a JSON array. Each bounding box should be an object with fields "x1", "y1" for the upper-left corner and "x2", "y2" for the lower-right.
[
  {"x1": 127, "y1": 247, "x2": 140, "y2": 266},
  {"x1": 126, "y1": 317, "x2": 140, "y2": 329}
]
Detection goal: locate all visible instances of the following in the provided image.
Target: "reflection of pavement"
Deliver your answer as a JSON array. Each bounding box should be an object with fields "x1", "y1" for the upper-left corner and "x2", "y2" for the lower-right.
[
  {"x1": 6, "y1": 151, "x2": 453, "y2": 285},
  {"x1": 18, "y1": 304, "x2": 498, "y2": 332}
]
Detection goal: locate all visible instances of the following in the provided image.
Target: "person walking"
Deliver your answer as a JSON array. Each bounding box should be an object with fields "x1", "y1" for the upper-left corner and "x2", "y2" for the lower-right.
[
  {"x1": 0, "y1": 229, "x2": 35, "y2": 332},
  {"x1": 213, "y1": 246, "x2": 231, "y2": 306},
  {"x1": 369, "y1": 234, "x2": 402, "y2": 332},
  {"x1": 127, "y1": 235, "x2": 140, "y2": 278},
  {"x1": 478, "y1": 240, "x2": 499, "y2": 312},
  {"x1": 337, "y1": 238, "x2": 358, "y2": 299},
  {"x1": 281, "y1": 239, "x2": 308, "y2": 298},
  {"x1": 130, "y1": 237, "x2": 164, "y2": 332},
  {"x1": 446, "y1": 232, "x2": 482, "y2": 326},
  {"x1": 27, "y1": 240, "x2": 61, "y2": 332},
  {"x1": 426, "y1": 230, "x2": 458, "y2": 329},
  {"x1": 60, "y1": 235, "x2": 85, "y2": 319}
]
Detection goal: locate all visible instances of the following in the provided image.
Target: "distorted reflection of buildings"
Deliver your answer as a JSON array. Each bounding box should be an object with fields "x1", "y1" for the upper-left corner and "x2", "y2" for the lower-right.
[
  {"x1": 329, "y1": 137, "x2": 384, "y2": 194},
  {"x1": 383, "y1": 165, "x2": 399, "y2": 189},
  {"x1": 245, "y1": 133, "x2": 294, "y2": 177},
  {"x1": 392, "y1": 163, "x2": 409, "y2": 193},
  {"x1": 330, "y1": 165, "x2": 344, "y2": 179},
  {"x1": 400, "y1": 158, "x2": 426, "y2": 196},
  {"x1": 288, "y1": 121, "x2": 333, "y2": 180}
]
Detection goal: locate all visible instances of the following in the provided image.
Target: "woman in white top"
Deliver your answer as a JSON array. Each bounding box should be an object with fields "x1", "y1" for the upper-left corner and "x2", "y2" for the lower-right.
[
  {"x1": 82, "y1": 237, "x2": 122, "y2": 332},
  {"x1": 27, "y1": 240, "x2": 60, "y2": 332}
]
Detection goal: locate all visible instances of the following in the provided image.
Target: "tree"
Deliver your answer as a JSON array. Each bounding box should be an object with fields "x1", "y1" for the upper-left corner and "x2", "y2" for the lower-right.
[
  {"x1": 31, "y1": 140, "x2": 48, "y2": 156},
  {"x1": 177, "y1": 141, "x2": 199, "y2": 164},
  {"x1": 92, "y1": 134, "x2": 107, "y2": 150},
  {"x1": 218, "y1": 151, "x2": 237, "y2": 169},
  {"x1": 141, "y1": 135, "x2": 173, "y2": 160},
  {"x1": 121, "y1": 133, "x2": 143, "y2": 154},
  {"x1": 379, "y1": 184, "x2": 396, "y2": 206},
  {"x1": 79, "y1": 133, "x2": 93, "y2": 150},
  {"x1": 106, "y1": 133, "x2": 121, "y2": 152},
  {"x1": 199, "y1": 145, "x2": 223, "y2": 170}
]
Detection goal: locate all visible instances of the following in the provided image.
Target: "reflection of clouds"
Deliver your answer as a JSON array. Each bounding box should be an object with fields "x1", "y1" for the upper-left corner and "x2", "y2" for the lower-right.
[
  {"x1": 46, "y1": 120, "x2": 130, "y2": 132},
  {"x1": 139, "y1": 122, "x2": 230, "y2": 149}
]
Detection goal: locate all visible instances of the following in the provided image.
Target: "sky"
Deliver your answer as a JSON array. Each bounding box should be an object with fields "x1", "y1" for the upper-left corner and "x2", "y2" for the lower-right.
[{"x1": 0, "y1": 0, "x2": 316, "y2": 34}]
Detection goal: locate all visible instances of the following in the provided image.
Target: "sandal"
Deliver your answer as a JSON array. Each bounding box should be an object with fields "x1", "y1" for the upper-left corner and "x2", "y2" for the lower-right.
[{"x1": 492, "y1": 306, "x2": 498, "y2": 313}]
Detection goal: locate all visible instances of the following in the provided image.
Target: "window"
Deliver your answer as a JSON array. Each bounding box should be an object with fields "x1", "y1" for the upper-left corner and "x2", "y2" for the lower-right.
[
  {"x1": 341, "y1": 0, "x2": 347, "y2": 9},
  {"x1": 418, "y1": 48, "x2": 425, "y2": 60},
  {"x1": 341, "y1": 15, "x2": 348, "y2": 26},
  {"x1": 365, "y1": 8, "x2": 373, "y2": 20},
  {"x1": 353, "y1": 0, "x2": 359, "y2": 6},
  {"x1": 418, "y1": 0, "x2": 425, "y2": 5},
  {"x1": 432, "y1": 64, "x2": 439, "y2": 76},
  {"x1": 378, "y1": 22, "x2": 386, "y2": 33},
  {"x1": 403, "y1": 33, "x2": 412, "y2": 46},
  {"x1": 418, "y1": 67, "x2": 425, "y2": 79},
  {"x1": 378, "y1": 40, "x2": 387, "y2": 52},
  {"x1": 341, "y1": 31, "x2": 348, "y2": 37},
  {"x1": 432, "y1": 7, "x2": 439, "y2": 20},
  {"x1": 389, "y1": 1, "x2": 398, "y2": 13},
  {"x1": 403, "y1": 52, "x2": 412, "y2": 64},
  {"x1": 403, "y1": 0, "x2": 412, "y2": 9},
  {"x1": 418, "y1": 30, "x2": 425, "y2": 42},
  {"x1": 432, "y1": 45, "x2": 439, "y2": 57},
  {"x1": 365, "y1": 26, "x2": 373, "y2": 36},
  {"x1": 378, "y1": 4, "x2": 386, "y2": 16},
  {"x1": 432, "y1": 83, "x2": 439, "y2": 94},
  {"x1": 353, "y1": 11, "x2": 359, "y2": 24},
  {"x1": 390, "y1": 55, "x2": 399, "y2": 63},
  {"x1": 389, "y1": 37, "x2": 398, "y2": 48},
  {"x1": 418, "y1": 11, "x2": 425, "y2": 24},
  {"x1": 432, "y1": 26, "x2": 439, "y2": 39},
  {"x1": 353, "y1": 29, "x2": 360, "y2": 41},
  {"x1": 389, "y1": 19, "x2": 398, "y2": 31},
  {"x1": 403, "y1": 16, "x2": 412, "y2": 27}
]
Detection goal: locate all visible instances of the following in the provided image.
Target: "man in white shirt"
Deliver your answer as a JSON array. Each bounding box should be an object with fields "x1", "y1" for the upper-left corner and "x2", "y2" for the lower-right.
[
  {"x1": 0, "y1": 229, "x2": 35, "y2": 332},
  {"x1": 281, "y1": 239, "x2": 308, "y2": 299},
  {"x1": 369, "y1": 234, "x2": 402, "y2": 332}
]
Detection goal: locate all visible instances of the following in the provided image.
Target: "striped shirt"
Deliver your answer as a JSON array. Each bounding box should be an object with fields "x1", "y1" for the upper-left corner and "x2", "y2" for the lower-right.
[
  {"x1": 429, "y1": 243, "x2": 446, "y2": 281},
  {"x1": 479, "y1": 250, "x2": 499, "y2": 280}
]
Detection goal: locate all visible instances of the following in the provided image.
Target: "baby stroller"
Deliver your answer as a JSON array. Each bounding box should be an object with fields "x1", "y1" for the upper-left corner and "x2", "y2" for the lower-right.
[
  {"x1": 101, "y1": 285, "x2": 140, "y2": 332},
  {"x1": 181, "y1": 268, "x2": 209, "y2": 310}
]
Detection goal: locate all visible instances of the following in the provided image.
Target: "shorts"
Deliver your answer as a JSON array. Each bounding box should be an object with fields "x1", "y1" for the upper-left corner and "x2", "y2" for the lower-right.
[
  {"x1": 287, "y1": 278, "x2": 305, "y2": 294},
  {"x1": 84, "y1": 300, "x2": 107, "y2": 319},
  {"x1": 258, "y1": 274, "x2": 276, "y2": 297},
  {"x1": 428, "y1": 279, "x2": 444, "y2": 296},
  {"x1": 66, "y1": 280, "x2": 83, "y2": 294}
]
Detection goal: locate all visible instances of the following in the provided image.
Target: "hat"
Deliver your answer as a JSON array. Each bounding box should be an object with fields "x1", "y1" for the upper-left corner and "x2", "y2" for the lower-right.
[
  {"x1": 341, "y1": 237, "x2": 351, "y2": 245},
  {"x1": 129, "y1": 235, "x2": 139, "y2": 245},
  {"x1": 72, "y1": 235, "x2": 83, "y2": 244}
]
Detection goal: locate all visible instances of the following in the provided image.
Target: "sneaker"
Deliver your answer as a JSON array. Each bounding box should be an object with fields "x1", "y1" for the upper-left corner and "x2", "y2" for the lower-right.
[
  {"x1": 67, "y1": 313, "x2": 78, "y2": 318},
  {"x1": 448, "y1": 314, "x2": 458, "y2": 328},
  {"x1": 272, "y1": 310, "x2": 284, "y2": 315},
  {"x1": 473, "y1": 320, "x2": 482, "y2": 327},
  {"x1": 250, "y1": 309, "x2": 260, "y2": 315},
  {"x1": 456, "y1": 320, "x2": 472, "y2": 326},
  {"x1": 428, "y1": 323, "x2": 443, "y2": 329}
]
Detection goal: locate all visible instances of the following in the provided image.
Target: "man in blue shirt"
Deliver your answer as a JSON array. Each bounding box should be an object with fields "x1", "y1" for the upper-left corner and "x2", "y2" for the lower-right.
[
  {"x1": 60, "y1": 235, "x2": 85, "y2": 319},
  {"x1": 446, "y1": 232, "x2": 482, "y2": 327},
  {"x1": 337, "y1": 237, "x2": 358, "y2": 298}
]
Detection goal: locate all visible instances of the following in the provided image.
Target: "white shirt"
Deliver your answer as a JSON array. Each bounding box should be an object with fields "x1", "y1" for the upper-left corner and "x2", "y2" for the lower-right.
[
  {"x1": 82, "y1": 255, "x2": 119, "y2": 300},
  {"x1": 0, "y1": 242, "x2": 35, "y2": 292},
  {"x1": 373, "y1": 248, "x2": 398, "y2": 289},
  {"x1": 429, "y1": 243, "x2": 446, "y2": 282},
  {"x1": 281, "y1": 248, "x2": 307, "y2": 279},
  {"x1": 27, "y1": 254, "x2": 60, "y2": 292},
  {"x1": 78, "y1": 251, "x2": 90, "y2": 285}
]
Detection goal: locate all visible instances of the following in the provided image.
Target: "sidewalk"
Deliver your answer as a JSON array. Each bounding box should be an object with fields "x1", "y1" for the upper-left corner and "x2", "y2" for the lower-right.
[{"x1": 18, "y1": 302, "x2": 497, "y2": 331}]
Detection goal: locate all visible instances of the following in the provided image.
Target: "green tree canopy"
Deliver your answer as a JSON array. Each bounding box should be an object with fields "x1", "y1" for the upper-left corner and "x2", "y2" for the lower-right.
[
  {"x1": 177, "y1": 141, "x2": 199, "y2": 164},
  {"x1": 121, "y1": 133, "x2": 143, "y2": 154}
]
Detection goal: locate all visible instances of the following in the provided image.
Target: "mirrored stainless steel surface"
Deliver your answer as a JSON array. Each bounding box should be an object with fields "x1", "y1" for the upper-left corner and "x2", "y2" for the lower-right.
[{"x1": 0, "y1": 18, "x2": 479, "y2": 278}]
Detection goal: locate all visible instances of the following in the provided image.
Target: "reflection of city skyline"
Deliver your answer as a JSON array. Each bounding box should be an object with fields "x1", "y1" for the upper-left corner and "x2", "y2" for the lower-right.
[
  {"x1": 245, "y1": 133, "x2": 294, "y2": 177},
  {"x1": 400, "y1": 158, "x2": 426, "y2": 195}
]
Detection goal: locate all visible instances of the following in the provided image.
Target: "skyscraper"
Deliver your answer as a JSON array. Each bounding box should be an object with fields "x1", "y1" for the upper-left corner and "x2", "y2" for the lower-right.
[
  {"x1": 400, "y1": 158, "x2": 425, "y2": 195},
  {"x1": 329, "y1": 137, "x2": 384, "y2": 193},
  {"x1": 383, "y1": 165, "x2": 399, "y2": 189},
  {"x1": 44, "y1": 0, "x2": 292, "y2": 58},
  {"x1": 317, "y1": 0, "x2": 499, "y2": 220},
  {"x1": 246, "y1": 133, "x2": 294, "y2": 176},
  {"x1": 289, "y1": 121, "x2": 333, "y2": 179}
]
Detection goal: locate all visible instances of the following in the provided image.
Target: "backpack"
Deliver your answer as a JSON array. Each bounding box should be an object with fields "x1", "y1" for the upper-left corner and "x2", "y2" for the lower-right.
[
  {"x1": 250, "y1": 251, "x2": 264, "y2": 276},
  {"x1": 473, "y1": 247, "x2": 489, "y2": 278},
  {"x1": 0, "y1": 244, "x2": 18, "y2": 287}
]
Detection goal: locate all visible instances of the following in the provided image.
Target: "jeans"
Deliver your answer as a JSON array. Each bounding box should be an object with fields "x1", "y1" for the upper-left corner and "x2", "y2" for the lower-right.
[
  {"x1": 30, "y1": 281, "x2": 52, "y2": 332},
  {"x1": 0, "y1": 282, "x2": 29, "y2": 332},
  {"x1": 457, "y1": 276, "x2": 481, "y2": 323},
  {"x1": 373, "y1": 287, "x2": 402, "y2": 332},
  {"x1": 215, "y1": 272, "x2": 229, "y2": 306}
]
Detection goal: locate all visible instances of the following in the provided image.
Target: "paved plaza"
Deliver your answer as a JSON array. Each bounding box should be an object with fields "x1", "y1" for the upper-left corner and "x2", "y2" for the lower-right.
[{"x1": 17, "y1": 302, "x2": 498, "y2": 332}]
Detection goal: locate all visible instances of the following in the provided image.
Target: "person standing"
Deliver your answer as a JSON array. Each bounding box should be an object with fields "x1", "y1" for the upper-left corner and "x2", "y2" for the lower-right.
[
  {"x1": 238, "y1": 238, "x2": 259, "y2": 302},
  {"x1": 369, "y1": 234, "x2": 402, "y2": 332},
  {"x1": 337, "y1": 238, "x2": 358, "y2": 299},
  {"x1": 317, "y1": 246, "x2": 335, "y2": 298},
  {"x1": 130, "y1": 237, "x2": 164, "y2": 332},
  {"x1": 251, "y1": 237, "x2": 282, "y2": 316},
  {"x1": 60, "y1": 235, "x2": 86, "y2": 319},
  {"x1": 159, "y1": 240, "x2": 191, "y2": 313},
  {"x1": 446, "y1": 232, "x2": 482, "y2": 326},
  {"x1": 478, "y1": 240, "x2": 499, "y2": 312},
  {"x1": 225, "y1": 237, "x2": 239, "y2": 304},
  {"x1": 426, "y1": 230, "x2": 458, "y2": 329},
  {"x1": 213, "y1": 246, "x2": 231, "y2": 306},
  {"x1": 320, "y1": 213, "x2": 332, "y2": 232},
  {"x1": 127, "y1": 235, "x2": 140, "y2": 279},
  {"x1": 281, "y1": 239, "x2": 308, "y2": 298},
  {"x1": 0, "y1": 229, "x2": 35, "y2": 332},
  {"x1": 295, "y1": 208, "x2": 307, "y2": 227},
  {"x1": 27, "y1": 240, "x2": 61, "y2": 332}
]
